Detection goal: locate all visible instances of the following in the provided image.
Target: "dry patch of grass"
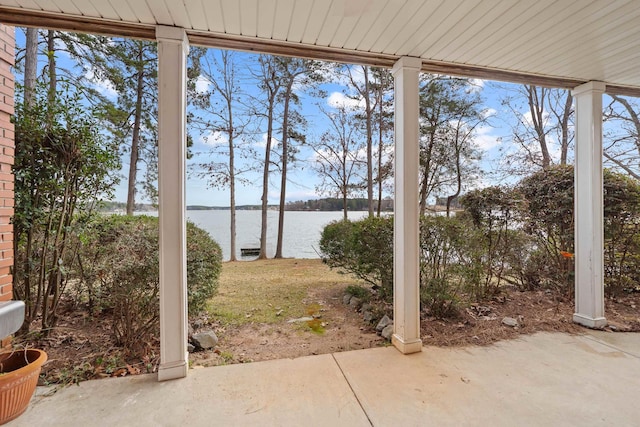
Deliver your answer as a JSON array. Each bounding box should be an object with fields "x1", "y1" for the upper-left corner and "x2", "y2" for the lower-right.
[{"x1": 207, "y1": 258, "x2": 362, "y2": 325}]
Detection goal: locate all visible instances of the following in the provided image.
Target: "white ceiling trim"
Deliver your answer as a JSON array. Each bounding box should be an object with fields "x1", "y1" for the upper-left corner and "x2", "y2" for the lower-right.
[{"x1": 1, "y1": 1, "x2": 640, "y2": 97}]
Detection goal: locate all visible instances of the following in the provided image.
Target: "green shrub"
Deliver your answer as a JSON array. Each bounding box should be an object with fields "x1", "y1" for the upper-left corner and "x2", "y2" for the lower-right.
[
  {"x1": 321, "y1": 167, "x2": 640, "y2": 316},
  {"x1": 516, "y1": 165, "x2": 574, "y2": 290},
  {"x1": 602, "y1": 170, "x2": 640, "y2": 294},
  {"x1": 13, "y1": 83, "x2": 120, "y2": 334},
  {"x1": 77, "y1": 215, "x2": 222, "y2": 351},
  {"x1": 460, "y1": 186, "x2": 528, "y2": 296},
  {"x1": 320, "y1": 217, "x2": 394, "y2": 298},
  {"x1": 186, "y1": 222, "x2": 223, "y2": 313},
  {"x1": 321, "y1": 215, "x2": 481, "y2": 317},
  {"x1": 418, "y1": 215, "x2": 466, "y2": 316},
  {"x1": 345, "y1": 285, "x2": 371, "y2": 302}
]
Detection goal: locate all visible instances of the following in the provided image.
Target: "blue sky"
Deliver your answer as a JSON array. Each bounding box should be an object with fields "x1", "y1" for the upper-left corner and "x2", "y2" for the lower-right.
[{"x1": 176, "y1": 50, "x2": 512, "y2": 207}]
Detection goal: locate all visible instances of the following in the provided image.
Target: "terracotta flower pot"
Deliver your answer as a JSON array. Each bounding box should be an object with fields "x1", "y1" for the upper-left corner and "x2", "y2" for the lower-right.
[{"x1": 0, "y1": 349, "x2": 47, "y2": 425}]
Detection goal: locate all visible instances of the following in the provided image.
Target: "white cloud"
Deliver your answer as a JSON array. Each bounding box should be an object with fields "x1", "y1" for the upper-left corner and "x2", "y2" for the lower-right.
[
  {"x1": 474, "y1": 125, "x2": 502, "y2": 151},
  {"x1": 482, "y1": 107, "x2": 497, "y2": 119},
  {"x1": 254, "y1": 133, "x2": 280, "y2": 149},
  {"x1": 85, "y1": 67, "x2": 117, "y2": 99},
  {"x1": 522, "y1": 110, "x2": 550, "y2": 127},
  {"x1": 198, "y1": 130, "x2": 227, "y2": 146},
  {"x1": 195, "y1": 75, "x2": 211, "y2": 94},
  {"x1": 327, "y1": 91, "x2": 363, "y2": 109},
  {"x1": 467, "y1": 78, "x2": 485, "y2": 93}
]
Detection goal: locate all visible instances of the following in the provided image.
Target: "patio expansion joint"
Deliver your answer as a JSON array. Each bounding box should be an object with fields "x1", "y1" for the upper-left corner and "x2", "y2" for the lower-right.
[
  {"x1": 582, "y1": 334, "x2": 640, "y2": 359},
  {"x1": 331, "y1": 353, "x2": 374, "y2": 427}
]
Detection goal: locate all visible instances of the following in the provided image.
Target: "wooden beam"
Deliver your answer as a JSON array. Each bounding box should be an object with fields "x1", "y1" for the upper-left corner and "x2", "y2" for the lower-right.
[
  {"x1": 2, "y1": 6, "x2": 640, "y2": 97},
  {"x1": 187, "y1": 31, "x2": 398, "y2": 69}
]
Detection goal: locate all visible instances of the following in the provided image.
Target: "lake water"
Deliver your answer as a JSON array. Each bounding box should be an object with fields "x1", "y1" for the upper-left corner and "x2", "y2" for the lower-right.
[{"x1": 186, "y1": 210, "x2": 369, "y2": 260}]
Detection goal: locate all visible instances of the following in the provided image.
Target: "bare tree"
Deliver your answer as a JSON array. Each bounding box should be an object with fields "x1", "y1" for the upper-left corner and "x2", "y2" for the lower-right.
[
  {"x1": 371, "y1": 68, "x2": 394, "y2": 216},
  {"x1": 311, "y1": 107, "x2": 365, "y2": 220},
  {"x1": 444, "y1": 106, "x2": 485, "y2": 217},
  {"x1": 346, "y1": 66, "x2": 375, "y2": 217},
  {"x1": 604, "y1": 95, "x2": 640, "y2": 180},
  {"x1": 190, "y1": 49, "x2": 250, "y2": 261},
  {"x1": 274, "y1": 58, "x2": 323, "y2": 258},
  {"x1": 254, "y1": 55, "x2": 283, "y2": 259},
  {"x1": 500, "y1": 85, "x2": 574, "y2": 175}
]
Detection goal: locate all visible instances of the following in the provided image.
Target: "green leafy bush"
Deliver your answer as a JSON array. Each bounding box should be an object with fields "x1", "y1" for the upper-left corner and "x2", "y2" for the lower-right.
[
  {"x1": 13, "y1": 83, "x2": 120, "y2": 334},
  {"x1": 320, "y1": 167, "x2": 640, "y2": 317},
  {"x1": 419, "y1": 216, "x2": 468, "y2": 317},
  {"x1": 321, "y1": 215, "x2": 483, "y2": 317},
  {"x1": 515, "y1": 165, "x2": 640, "y2": 294},
  {"x1": 186, "y1": 221, "x2": 224, "y2": 313},
  {"x1": 460, "y1": 186, "x2": 536, "y2": 294},
  {"x1": 320, "y1": 217, "x2": 394, "y2": 299},
  {"x1": 516, "y1": 165, "x2": 575, "y2": 290},
  {"x1": 77, "y1": 215, "x2": 222, "y2": 351}
]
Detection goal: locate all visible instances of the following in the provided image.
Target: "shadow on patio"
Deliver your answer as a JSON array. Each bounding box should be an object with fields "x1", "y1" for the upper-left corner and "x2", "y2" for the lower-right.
[{"x1": 8, "y1": 330, "x2": 640, "y2": 426}]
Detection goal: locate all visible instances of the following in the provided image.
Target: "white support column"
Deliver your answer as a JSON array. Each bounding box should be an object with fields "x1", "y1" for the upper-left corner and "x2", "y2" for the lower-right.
[
  {"x1": 572, "y1": 81, "x2": 607, "y2": 329},
  {"x1": 156, "y1": 26, "x2": 189, "y2": 381},
  {"x1": 391, "y1": 57, "x2": 422, "y2": 354}
]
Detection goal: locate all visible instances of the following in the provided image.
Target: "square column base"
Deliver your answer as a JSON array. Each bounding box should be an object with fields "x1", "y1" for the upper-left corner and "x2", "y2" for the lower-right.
[
  {"x1": 158, "y1": 356, "x2": 188, "y2": 381},
  {"x1": 392, "y1": 334, "x2": 422, "y2": 354},
  {"x1": 573, "y1": 313, "x2": 607, "y2": 329}
]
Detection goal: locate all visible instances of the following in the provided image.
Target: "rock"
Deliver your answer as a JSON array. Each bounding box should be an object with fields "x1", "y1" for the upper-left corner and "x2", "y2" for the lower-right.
[
  {"x1": 287, "y1": 316, "x2": 314, "y2": 324},
  {"x1": 376, "y1": 315, "x2": 393, "y2": 332},
  {"x1": 363, "y1": 311, "x2": 374, "y2": 323},
  {"x1": 476, "y1": 306, "x2": 491, "y2": 316},
  {"x1": 192, "y1": 331, "x2": 218, "y2": 350},
  {"x1": 361, "y1": 303, "x2": 373, "y2": 312},
  {"x1": 343, "y1": 293, "x2": 353, "y2": 305},
  {"x1": 502, "y1": 317, "x2": 519, "y2": 327},
  {"x1": 188, "y1": 324, "x2": 194, "y2": 337},
  {"x1": 187, "y1": 343, "x2": 195, "y2": 353},
  {"x1": 349, "y1": 296, "x2": 362, "y2": 310},
  {"x1": 381, "y1": 324, "x2": 394, "y2": 340}
]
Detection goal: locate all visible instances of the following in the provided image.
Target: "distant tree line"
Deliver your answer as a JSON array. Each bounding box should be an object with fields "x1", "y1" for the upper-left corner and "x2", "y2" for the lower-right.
[{"x1": 285, "y1": 198, "x2": 393, "y2": 212}]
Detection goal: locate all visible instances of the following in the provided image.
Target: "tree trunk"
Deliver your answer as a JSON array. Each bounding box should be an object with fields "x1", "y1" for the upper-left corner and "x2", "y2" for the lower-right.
[
  {"x1": 560, "y1": 91, "x2": 573, "y2": 165},
  {"x1": 376, "y1": 75, "x2": 384, "y2": 217},
  {"x1": 446, "y1": 147, "x2": 463, "y2": 218},
  {"x1": 24, "y1": 28, "x2": 38, "y2": 108},
  {"x1": 259, "y1": 98, "x2": 275, "y2": 260},
  {"x1": 228, "y1": 104, "x2": 237, "y2": 261},
  {"x1": 363, "y1": 67, "x2": 374, "y2": 217},
  {"x1": 342, "y1": 192, "x2": 348, "y2": 221},
  {"x1": 46, "y1": 30, "x2": 56, "y2": 123},
  {"x1": 526, "y1": 85, "x2": 551, "y2": 169},
  {"x1": 126, "y1": 47, "x2": 144, "y2": 216},
  {"x1": 275, "y1": 81, "x2": 294, "y2": 259}
]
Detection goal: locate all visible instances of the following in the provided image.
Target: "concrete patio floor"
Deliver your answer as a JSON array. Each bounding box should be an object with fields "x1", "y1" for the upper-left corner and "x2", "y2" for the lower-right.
[{"x1": 8, "y1": 331, "x2": 640, "y2": 427}]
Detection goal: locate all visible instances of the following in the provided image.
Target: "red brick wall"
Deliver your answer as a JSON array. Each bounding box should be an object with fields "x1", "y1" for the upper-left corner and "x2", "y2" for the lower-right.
[{"x1": 0, "y1": 24, "x2": 14, "y2": 303}]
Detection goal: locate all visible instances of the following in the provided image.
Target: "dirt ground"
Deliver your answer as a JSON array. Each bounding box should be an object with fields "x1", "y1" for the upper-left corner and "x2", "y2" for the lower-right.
[
  {"x1": 190, "y1": 284, "x2": 384, "y2": 367},
  {"x1": 14, "y1": 259, "x2": 640, "y2": 386}
]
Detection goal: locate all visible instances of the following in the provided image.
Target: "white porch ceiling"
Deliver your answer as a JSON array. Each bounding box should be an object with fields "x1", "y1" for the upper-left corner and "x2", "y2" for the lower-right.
[{"x1": 1, "y1": 0, "x2": 640, "y2": 95}]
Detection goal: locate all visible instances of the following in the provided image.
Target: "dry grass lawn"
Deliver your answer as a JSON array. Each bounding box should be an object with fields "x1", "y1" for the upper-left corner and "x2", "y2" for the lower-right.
[{"x1": 207, "y1": 258, "x2": 363, "y2": 325}]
